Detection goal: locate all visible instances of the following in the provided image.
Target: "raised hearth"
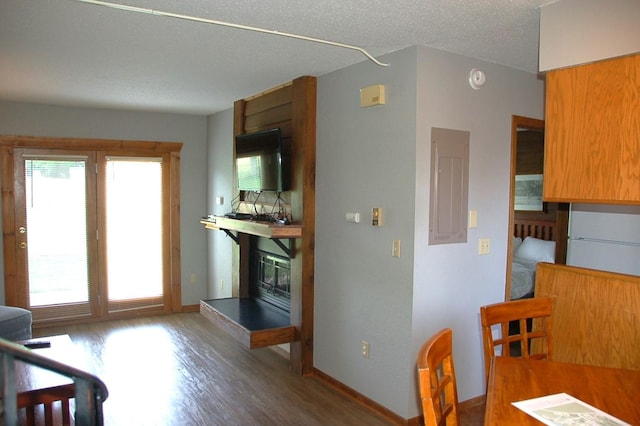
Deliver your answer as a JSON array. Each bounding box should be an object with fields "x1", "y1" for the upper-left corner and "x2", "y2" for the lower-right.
[{"x1": 200, "y1": 298, "x2": 296, "y2": 349}]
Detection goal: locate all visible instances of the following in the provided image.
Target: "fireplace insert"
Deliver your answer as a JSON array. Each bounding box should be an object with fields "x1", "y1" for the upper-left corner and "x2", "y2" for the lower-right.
[{"x1": 251, "y1": 249, "x2": 291, "y2": 313}]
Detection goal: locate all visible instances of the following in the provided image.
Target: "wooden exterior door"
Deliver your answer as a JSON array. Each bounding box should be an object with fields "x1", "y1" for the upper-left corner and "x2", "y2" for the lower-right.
[
  {"x1": 15, "y1": 149, "x2": 99, "y2": 323},
  {"x1": 1, "y1": 136, "x2": 184, "y2": 326}
]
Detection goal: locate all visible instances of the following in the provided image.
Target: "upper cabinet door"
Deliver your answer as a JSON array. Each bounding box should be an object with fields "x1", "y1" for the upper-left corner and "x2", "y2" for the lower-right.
[{"x1": 543, "y1": 53, "x2": 640, "y2": 205}]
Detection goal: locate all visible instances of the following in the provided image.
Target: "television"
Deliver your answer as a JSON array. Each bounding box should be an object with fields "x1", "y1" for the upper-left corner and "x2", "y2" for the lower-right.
[{"x1": 235, "y1": 128, "x2": 290, "y2": 192}]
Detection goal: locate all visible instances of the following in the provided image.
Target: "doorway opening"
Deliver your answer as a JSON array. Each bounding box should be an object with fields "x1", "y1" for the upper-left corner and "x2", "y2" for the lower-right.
[{"x1": 506, "y1": 116, "x2": 568, "y2": 301}]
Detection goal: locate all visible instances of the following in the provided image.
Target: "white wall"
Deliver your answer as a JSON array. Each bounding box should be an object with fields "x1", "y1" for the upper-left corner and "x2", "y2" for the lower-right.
[
  {"x1": 539, "y1": 0, "x2": 640, "y2": 71},
  {"x1": 0, "y1": 101, "x2": 209, "y2": 306},
  {"x1": 567, "y1": 203, "x2": 640, "y2": 276}
]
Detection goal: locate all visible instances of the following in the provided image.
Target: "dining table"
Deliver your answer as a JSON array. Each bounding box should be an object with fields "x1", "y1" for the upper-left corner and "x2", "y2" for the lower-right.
[{"x1": 484, "y1": 356, "x2": 640, "y2": 425}]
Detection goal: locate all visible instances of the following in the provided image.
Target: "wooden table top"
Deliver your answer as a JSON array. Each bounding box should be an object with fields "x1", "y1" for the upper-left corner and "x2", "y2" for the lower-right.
[
  {"x1": 484, "y1": 357, "x2": 640, "y2": 425},
  {"x1": 16, "y1": 334, "x2": 86, "y2": 394}
]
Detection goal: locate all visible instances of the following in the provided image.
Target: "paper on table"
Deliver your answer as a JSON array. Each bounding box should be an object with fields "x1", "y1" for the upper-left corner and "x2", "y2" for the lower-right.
[{"x1": 512, "y1": 393, "x2": 630, "y2": 426}]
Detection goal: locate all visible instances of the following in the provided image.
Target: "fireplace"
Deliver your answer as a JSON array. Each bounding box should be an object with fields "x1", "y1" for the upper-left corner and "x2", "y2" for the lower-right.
[{"x1": 250, "y1": 249, "x2": 291, "y2": 313}]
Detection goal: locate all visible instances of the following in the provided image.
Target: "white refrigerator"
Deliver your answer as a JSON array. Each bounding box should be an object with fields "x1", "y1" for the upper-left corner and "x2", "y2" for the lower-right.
[{"x1": 567, "y1": 203, "x2": 640, "y2": 276}]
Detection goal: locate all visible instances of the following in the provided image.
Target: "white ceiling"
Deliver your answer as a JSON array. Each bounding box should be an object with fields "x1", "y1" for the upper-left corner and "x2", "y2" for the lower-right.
[{"x1": 0, "y1": 0, "x2": 550, "y2": 115}]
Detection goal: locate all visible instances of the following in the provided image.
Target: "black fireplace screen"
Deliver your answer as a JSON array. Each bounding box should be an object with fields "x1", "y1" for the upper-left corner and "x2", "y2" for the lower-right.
[{"x1": 251, "y1": 249, "x2": 291, "y2": 313}]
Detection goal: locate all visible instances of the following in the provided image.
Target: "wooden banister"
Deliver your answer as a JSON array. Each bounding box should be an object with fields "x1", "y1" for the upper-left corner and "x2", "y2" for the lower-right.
[{"x1": 0, "y1": 338, "x2": 108, "y2": 425}]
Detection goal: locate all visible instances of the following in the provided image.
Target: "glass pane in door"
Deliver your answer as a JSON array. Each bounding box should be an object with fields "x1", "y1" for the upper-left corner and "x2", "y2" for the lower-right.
[
  {"x1": 26, "y1": 159, "x2": 89, "y2": 306},
  {"x1": 105, "y1": 158, "x2": 163, "y2": 301}
]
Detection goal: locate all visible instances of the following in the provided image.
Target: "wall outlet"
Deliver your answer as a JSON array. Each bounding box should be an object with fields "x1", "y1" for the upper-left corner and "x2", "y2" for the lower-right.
[
  {"x1": 190, "y1": 273, "x2": 197, "y2": 284},
  {"x1": 478, "y1": 238, "x2": 490, "y2": 255},
  {"x1": 361, "y1": 340, "x2": 370, "y2": 358}
]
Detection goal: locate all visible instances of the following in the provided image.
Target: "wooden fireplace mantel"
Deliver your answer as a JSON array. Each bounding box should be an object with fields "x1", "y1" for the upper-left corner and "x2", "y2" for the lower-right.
[
  {"x1": 200, "y1": 216, "x2": 302, "y2": 258},
  {"x1": 200, "y1": 216, "x2": 302, "y2": 239}
]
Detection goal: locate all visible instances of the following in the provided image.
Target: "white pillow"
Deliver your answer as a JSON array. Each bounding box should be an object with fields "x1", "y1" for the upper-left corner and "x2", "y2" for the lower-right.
[
  {"x1": 514, "y1": 236, "x2": 555, "y2": 263},
  {"x1": 512, "y1": 237, "x2": 523, "y2": 253}
]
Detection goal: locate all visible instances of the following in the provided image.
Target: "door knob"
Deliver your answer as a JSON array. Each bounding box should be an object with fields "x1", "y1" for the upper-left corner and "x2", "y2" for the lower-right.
[
  {"x1": 19, "y1": 242, "x2": 27, "y2": 249},
  {"x1": 19, "y1": 226, "x2": 26, "y2": 234}
]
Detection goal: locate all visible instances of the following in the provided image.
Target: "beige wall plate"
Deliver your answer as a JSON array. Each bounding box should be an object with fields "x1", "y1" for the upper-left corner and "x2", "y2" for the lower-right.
[{"x1": 360, "y1": 84, "x2": 386, "y2": 107}]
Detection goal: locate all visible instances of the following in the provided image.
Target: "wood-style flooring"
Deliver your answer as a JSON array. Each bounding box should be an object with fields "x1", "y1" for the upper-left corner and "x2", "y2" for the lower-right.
[
  {"x1": 34, "y1": 312, "x2": 485, "y2": 425},
  {"x1": 34, "y1": 313, "x2": 393, "y2": 425}
]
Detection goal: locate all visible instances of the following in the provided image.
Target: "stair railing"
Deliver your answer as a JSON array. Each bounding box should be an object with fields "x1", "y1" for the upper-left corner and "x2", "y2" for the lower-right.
[{"x1": 0, "y1": 337, "x2": 109, "y2": 425}]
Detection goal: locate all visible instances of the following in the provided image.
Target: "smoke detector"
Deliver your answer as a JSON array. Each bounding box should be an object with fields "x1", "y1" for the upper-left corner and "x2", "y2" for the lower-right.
[{"x1": 468, "y1": 68, "x2": 486, "y2": 89}]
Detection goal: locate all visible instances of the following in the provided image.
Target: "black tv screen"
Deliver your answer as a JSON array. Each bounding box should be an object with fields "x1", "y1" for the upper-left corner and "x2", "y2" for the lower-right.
[{"x1": 235, "y1": 128, "x2": 290, "y2": 192}]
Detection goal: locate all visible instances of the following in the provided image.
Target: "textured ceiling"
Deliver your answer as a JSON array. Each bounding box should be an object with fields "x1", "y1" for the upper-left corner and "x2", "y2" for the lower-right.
[{"x1": 0, "y1": 0, "x2": 550, "y2": 115}]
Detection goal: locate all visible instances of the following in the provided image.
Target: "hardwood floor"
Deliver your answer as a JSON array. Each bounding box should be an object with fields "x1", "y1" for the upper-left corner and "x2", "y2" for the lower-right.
[
  {"x1": 33, "y1": 313, "x2": 487, "y2": 425},
  {"x1": 34, "y1": 313, "x2": 394, "y2": 425},
  {"x1": 459, "y1": 400, "x2": 486, "y2": 426}
]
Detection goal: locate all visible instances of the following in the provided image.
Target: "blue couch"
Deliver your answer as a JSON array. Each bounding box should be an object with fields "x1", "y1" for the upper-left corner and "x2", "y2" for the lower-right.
[{"x1": 0, "y1": 305, "x2": 32, "y2": 341}]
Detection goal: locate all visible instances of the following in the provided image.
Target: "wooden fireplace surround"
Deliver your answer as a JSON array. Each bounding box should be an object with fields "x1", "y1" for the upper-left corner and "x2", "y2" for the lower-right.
[{"x1": 201, "y1": 76, "x2": 316, "y2": 375}]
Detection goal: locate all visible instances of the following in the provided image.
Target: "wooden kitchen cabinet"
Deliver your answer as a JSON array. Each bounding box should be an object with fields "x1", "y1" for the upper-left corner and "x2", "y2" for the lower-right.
[{"x1": 543, "y1": 53, "x2": 639, "y2": 204}]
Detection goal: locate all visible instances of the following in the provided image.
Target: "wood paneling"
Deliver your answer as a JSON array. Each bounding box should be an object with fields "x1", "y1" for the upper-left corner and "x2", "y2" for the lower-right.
[
  {"x1": 515, "y1": 130, "x2": 544, "y2": 175},
  {"x1": 0, "y1": 135, "x2": 182, "y2": 153},
  {"x1": 290, "y1": 76, "x2": 317, "y2": 376},
  {"x1": 243, "y1": 104, "x2": 293, "y2": 132},
  {"x1": 206, "y1": 76, "x2": 316, "y2": 375},
  {"x1": 244, "y1": 83, "x2": 293, "y2": 116},
  {"x1": 535, "y1": 263, "x2": 640, "y2": 370},
  {"x1": 544, "y1": 53, "x2": 640, "y2": 204},
  {"x1": 169, "y1": 151, "x2": 182, "y2": 312}
]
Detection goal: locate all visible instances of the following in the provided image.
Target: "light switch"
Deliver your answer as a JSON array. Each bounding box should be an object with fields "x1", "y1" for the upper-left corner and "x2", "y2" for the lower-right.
[
  {"x1": 372, "y1": 208, "x2": 383, "y2": 226},
  {"x1": 392, "y1": 240, "x2": 401, "y2": 257},
  {"x1": 469, "y1": 210, "x2": 478, "y2": 228}
]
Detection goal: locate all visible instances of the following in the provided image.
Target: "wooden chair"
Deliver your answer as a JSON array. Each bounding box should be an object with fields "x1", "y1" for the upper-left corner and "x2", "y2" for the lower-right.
[
  {"x1": 480, "y1": 297, "x2": 553, "y2": 384},
  {"x1": 417, "y1": 328, "x2": 459, "y2": 426}
]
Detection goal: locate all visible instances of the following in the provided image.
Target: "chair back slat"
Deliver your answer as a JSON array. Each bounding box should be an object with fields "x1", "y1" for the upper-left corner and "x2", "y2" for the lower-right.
[
  {"x1": 417, "y1": 328, "x2": 459, "y2": 425},
  {"x1": 480, "y1": 297, "x2": 554, "y2": 385}
]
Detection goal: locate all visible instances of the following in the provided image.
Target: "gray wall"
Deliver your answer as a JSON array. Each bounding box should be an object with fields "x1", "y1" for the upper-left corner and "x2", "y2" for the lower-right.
[
  {"x1": 0, "y1": 101, "x2": 209, "y2": 306},
  {"x1": 539, "y1": 0, "x2": 640, "y2": 71},
  {"x1": 206, "y1": 45, "x2": 544, "y2": 419},
  {"x1": 205, "y1": 109, "x2": 234, "y2": 298},
  {"x1": 411, "y1": 46, "x2": 544, "y2": 411},
  {"x1": 2, "y1": 41, "x2": 545, "y2": 419},
  {"x1": 314, "y1": 46, "x2": 544, "y2": 418},
  {"x1": 315, "y1": 47, "x2": 418, "y2": 416}
]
